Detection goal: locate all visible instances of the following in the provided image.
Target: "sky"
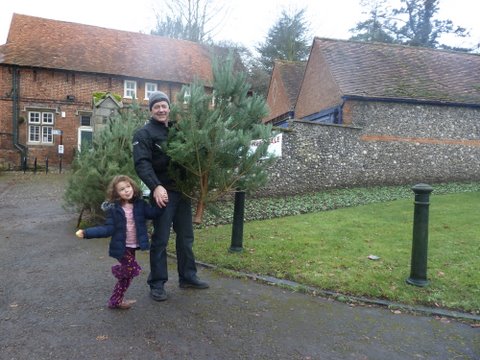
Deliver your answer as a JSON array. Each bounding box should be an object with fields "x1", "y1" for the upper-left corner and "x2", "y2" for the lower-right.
[{"x1": 0, "y1": 0, "x2": 479, "y2": 52}]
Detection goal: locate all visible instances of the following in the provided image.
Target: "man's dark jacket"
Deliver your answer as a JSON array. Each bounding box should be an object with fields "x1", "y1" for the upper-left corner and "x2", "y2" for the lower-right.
[{"x1": 132, "y1": 118, "x2": 175, "y2": 192}]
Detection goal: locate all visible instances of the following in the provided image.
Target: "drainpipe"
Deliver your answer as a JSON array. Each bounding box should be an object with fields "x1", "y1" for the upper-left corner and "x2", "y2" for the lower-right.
[{"x1": 12, "y1": 66, "x2": 27, "y2": 161}]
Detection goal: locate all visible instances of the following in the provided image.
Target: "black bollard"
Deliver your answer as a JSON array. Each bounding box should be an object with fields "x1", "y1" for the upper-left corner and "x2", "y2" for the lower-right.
[
  {"x1": 406, "y1": 183, "x2": 433, "y2": 287},
  {"x1": 34, "y1": 157, "x2": 37, "y2": 174},
  {"x1": 229, "y1": 190, "x2": 245, "y2": 253},
  {"x1": 22, "y1": 156, "x2": 27, "y2": 173},
  {"x1": 45, "y1": 157, "x2": 49, "y2": 174}
]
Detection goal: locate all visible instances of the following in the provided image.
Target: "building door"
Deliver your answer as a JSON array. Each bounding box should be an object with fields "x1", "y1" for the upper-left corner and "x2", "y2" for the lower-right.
[{"x1": 78, "y1": 128, "x2": 93, "y2": 150}]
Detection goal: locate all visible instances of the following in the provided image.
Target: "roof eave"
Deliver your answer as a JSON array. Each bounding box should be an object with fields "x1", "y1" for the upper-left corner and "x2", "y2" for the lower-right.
[{"x1": 342, "y1": 94, "x2": 480, "y2": 108}]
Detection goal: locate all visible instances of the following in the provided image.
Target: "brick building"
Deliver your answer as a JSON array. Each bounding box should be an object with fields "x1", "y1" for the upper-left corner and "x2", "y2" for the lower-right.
[
  {"x1": 0, "y1": 14, "x2": 220, "y2": 169},
  {"x1": 260, "y1": 38, "x2": 480, "y2": 195},
  {"x1": 264, "y1": 60, "x2": 306, "y2": 125}
]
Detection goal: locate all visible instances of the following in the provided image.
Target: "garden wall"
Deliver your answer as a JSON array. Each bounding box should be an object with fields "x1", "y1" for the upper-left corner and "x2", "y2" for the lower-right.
[{"x1": 259, "y1": 101, "x2": 480, "y2": 197}]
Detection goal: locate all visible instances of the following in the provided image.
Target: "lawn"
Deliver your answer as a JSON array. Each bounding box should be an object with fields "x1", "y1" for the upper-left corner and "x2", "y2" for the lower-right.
[{"x1": 179, "y1": 190, "x2": 480, "y2": 314}]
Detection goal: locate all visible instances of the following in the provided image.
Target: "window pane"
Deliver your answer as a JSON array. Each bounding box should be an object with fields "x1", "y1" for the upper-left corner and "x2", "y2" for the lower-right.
[
  {"x1": 29, "y1": 112, "x2": 40, "y2": 124},
  {"x1": 80, "y1": 115, "x2": 91, "y2": 126},
  {"x1": 183, "y1": 88, "x2": 191, "y2": 104},
  {"x1": 42, "y1": 112, "x2": 54, "y2": 124},
  {"x1": 145, "y1": 83, "x2": 157, "y2": 99},
  {"x1": 42, "y1": 127, "x2": 53, "y2": 143},
  {"x1": 29, "y1": 125, "x2": 40, "y2": 142},
  {"x1": 124, "y1": 80, "x2": 137, "y2": 98}
]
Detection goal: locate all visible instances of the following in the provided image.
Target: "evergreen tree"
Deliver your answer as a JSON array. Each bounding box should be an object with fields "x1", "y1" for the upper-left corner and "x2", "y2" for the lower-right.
[
  {"x1": 167, "y1": 55, "x2": 274, "y2": 223},
  {"x1": 256, "y1": 8, "x2": 311, "y2": 72},
  {"x1": 350, "y1": 0, "x2": 471, "y2": 51},
  {"x1": 349, "y1": 0, "x2": 395, "y2": 43},
  {"x1": 64, "y1": 102, "x2": 148, "y2": 225},
  {"x1": 391, "y1": 0, "x2": 470, "y2": 49},
  {"x1": 214, "y1": 39, "x2": 271, "y2": 97}
]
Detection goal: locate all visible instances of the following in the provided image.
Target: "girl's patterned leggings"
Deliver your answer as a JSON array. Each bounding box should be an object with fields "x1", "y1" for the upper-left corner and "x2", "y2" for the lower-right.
[{"x1": 108, "y1": 248, "x2": 141, "y2": 308}]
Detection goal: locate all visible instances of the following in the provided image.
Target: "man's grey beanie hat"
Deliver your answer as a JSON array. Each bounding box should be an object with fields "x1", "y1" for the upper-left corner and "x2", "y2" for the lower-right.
[{"x1": 149, "y1": 91, "x2": 170, "y2": 110}]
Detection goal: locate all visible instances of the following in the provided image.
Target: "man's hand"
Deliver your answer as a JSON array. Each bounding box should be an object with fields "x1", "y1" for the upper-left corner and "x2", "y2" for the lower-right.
[{"x1": 153, "y1": 185, "x2": 169, "y2": 208}]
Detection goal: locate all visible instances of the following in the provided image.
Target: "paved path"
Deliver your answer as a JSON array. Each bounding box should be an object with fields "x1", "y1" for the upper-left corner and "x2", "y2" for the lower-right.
[{"x1": 0, "y1": 172, "x2": 478, "y2": 360}]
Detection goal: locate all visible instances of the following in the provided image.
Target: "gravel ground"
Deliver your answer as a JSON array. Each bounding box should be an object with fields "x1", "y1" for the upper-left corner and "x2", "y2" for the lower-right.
[{"x1": 0, "y1": 172, "x2": 478, "y2": 360}]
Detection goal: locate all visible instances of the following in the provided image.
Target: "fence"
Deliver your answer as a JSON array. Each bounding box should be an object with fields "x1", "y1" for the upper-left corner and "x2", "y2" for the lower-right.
[{"x1": 21, "y1": 156, "x2": 63, "y2": 174}]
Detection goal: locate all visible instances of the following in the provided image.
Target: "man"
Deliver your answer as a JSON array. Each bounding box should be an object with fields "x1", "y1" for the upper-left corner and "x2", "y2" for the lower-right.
[{"x1": 133, "y1": 91, "x2": 208, "y2": 302}]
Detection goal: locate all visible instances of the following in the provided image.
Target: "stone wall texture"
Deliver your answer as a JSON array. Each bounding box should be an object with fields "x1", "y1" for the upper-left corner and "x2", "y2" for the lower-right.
[{"x1": 259, "y1": 100, "x2": 480, "y2": 197}]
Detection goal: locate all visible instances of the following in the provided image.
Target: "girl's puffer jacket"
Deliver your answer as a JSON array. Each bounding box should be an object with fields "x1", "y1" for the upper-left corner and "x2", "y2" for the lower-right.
[{"x1": 83, "y1": 199, "x2": 163, "y2": 260}]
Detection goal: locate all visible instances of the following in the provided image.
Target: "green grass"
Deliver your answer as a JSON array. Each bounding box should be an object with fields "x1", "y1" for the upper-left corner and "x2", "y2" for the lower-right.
[{"x1": 178, "y1": 191, "x2": 480, "y2": 314}]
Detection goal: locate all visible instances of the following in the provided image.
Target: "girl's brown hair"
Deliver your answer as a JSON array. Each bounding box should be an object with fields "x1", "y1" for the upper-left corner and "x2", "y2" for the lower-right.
[{"x1": 106, "y1": 175, "x2": 142, "y2": 202}]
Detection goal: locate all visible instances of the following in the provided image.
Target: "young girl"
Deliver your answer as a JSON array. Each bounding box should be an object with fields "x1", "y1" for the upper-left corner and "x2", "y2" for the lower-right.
[{"x1": 76, "y1": 175, "x2": 164, "y2": 310}]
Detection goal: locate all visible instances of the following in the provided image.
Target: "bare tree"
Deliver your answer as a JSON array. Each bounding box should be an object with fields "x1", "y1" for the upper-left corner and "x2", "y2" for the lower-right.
[{"x1": 151, "y1": 0, "x2": 227, "y2": 43}]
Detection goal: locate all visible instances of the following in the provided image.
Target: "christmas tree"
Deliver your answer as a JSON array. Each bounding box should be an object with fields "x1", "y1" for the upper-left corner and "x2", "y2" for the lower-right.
[
  {"x1": 64, "y1": 102, "x2": 148, "y2": 225},
  {"x1": 168, "y1": 54, "x2": 274, "y2": 223}
]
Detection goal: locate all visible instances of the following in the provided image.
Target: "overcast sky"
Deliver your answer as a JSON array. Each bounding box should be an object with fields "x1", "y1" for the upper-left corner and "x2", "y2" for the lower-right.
[{"x1": 1, "y1": 0, "x2": 478, "y2": 51}]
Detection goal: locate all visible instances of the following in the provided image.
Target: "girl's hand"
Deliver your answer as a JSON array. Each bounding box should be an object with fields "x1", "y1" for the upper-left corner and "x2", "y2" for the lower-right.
[{"x1": 75, "y1": 229, "x2": 84, "y2": 238}]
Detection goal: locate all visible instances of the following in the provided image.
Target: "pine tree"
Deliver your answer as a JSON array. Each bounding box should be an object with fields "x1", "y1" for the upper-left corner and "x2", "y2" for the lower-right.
[
  {"x1": 64, "y1": 102, "x2": 148, "y2": 225},
  {"x1": 256, "y1": 8, "x2": 311, "y2": 72},
  {"x1": 168, "y1": 55, "x2": 274, "y2": 223},
  {"x1": 349, "y1": 0, "x2": 471, "y2": 51},
  {"x1": 349, "y1": 0, "x2": 395, "y2": 44}
]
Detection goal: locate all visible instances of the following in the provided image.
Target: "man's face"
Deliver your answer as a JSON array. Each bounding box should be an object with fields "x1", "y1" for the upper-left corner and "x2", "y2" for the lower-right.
[{"x1": 151, "y1": 101, "x2": 170, "y2": 124}]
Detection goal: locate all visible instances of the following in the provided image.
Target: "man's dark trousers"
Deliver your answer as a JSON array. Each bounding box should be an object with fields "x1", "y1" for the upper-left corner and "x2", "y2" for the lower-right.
[{"x1": 148, "y1": 190, "x2": 198, "y2": 289}]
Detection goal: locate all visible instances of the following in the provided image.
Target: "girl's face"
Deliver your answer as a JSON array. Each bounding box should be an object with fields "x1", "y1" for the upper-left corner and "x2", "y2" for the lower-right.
[{"x1": 115, "y1": 181, "x2": 134, "y2": 202}]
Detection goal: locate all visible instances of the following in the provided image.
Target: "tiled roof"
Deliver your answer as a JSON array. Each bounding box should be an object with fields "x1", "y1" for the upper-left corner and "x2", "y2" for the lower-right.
[
  {"x1": 277, "y1": 60, "x2": 306, "y2": 106},
  {"x1": 314, "y1": 37, "x2": 480, "y2": 104},
  {"x1": 0, "y1": 13, "x2": 217, "y2": 84}
]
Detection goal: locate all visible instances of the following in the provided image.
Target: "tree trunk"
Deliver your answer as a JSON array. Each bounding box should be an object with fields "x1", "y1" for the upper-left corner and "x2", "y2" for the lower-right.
[
  {"x1": 76, "y1": 207, "x2": 85, "y2": 228},
  {"x1": 193, "y1": 172, "x2": 209, "y2": 224},
  {"x1": 193, "y1": 200, "x2": 204, "y2": 224}
]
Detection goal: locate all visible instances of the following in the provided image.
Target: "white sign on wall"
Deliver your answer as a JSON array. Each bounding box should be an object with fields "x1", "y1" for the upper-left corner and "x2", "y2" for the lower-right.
[{"x1": 250, "y1": 133, "x2": 282, "y2": 158}]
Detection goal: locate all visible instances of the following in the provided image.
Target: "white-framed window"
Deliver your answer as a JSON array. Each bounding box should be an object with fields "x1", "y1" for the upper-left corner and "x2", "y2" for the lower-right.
[
  {"x1": 145, "y1": 82, "x2": 158, "y2": 100},
  {"x1": 28, "y1": 111, "x2": 54, "y2": 144},
  {"x1": 42, "y1": 112, "x2": 54, "y2": 124},
  {"x1": 80, "y1": 115, "x2": 91, "y2": 126},
  {"x1": 124, "y1": 80, "x2": 137, "y2": 99},
  {"x1": 211, "y1": 90, "x2": 216, "y2": 107},
  {"x1": 183, "y1": 88, "x2": 191, "y2": 104}
]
